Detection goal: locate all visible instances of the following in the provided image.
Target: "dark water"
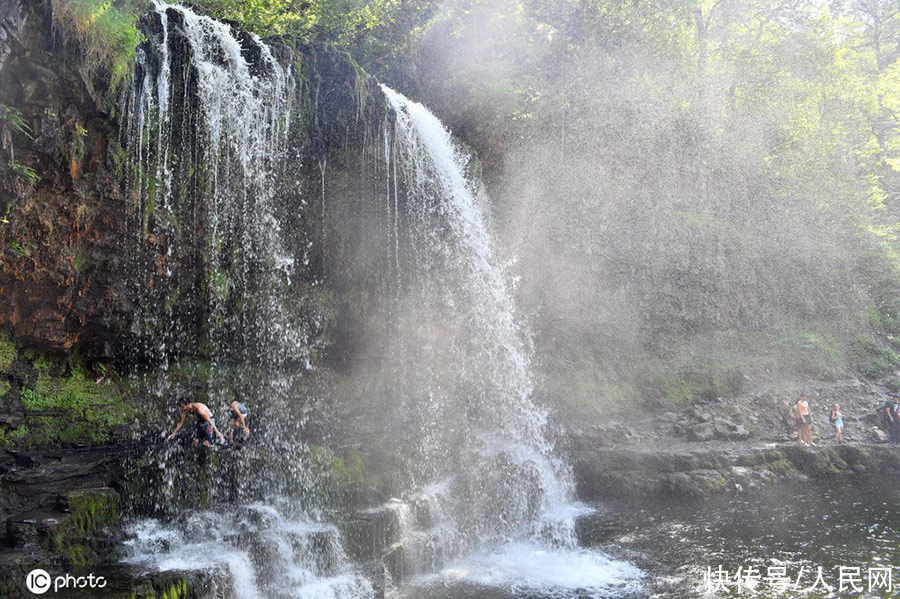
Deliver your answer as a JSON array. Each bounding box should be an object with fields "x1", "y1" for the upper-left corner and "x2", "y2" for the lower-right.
[
  {"x1": 582, "y1": 481, "x2": 900, "y2": 599},
  {"x1": 395, "y1": 480, "x2": 899, "y2": 599}
]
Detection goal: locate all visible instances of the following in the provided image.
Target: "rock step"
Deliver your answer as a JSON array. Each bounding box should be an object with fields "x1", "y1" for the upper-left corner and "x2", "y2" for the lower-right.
[{"x1": 572, "y1": 442, "x2": 900, "y2": 500}]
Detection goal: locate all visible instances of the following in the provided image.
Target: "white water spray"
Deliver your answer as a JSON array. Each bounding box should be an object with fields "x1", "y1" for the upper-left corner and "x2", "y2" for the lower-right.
[{"x1": 378, "y1": 87, "x2": 642, "y2": 597}]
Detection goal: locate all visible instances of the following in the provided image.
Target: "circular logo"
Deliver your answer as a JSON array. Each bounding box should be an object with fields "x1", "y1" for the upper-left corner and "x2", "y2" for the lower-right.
[{"x1": 25, "y1": 569, "x2": 51, "y2": 594}]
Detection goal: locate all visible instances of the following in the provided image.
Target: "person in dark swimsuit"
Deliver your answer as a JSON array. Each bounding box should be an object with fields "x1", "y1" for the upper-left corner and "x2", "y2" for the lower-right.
[
  {"x1": 888, "y1": 396, "x2": 900, "y2": 444},
  {"x1": 227, "y1": 400, "x2": 250, "y2": 443},
  {"x1": 166, "y1": 399, "x2": 225, "y2": 447}
]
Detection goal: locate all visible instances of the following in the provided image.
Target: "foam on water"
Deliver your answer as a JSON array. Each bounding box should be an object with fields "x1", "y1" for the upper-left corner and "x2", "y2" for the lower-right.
[{"x1": 436, "y1": 542, "x2": 645, "y2": 597}]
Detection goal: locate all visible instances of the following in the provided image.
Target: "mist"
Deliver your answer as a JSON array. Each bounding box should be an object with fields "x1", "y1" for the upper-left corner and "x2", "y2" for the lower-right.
[{"x1": 365, "y1": 0, "x2": 899, "y2": 416}]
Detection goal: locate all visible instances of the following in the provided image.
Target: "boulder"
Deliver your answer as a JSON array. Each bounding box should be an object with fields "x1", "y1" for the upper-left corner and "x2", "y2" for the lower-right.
[
  {"x1": 870, "y1": 428, "x2": 887, "y2": 443},
  {"x1": 712, "y1": 419, "x2": 751, "y2": 441},
  {"x1": 0, "y1": 0, "x2": 26, "y2": 73},
  {"x1": 686, "y1": 422, "x2": 715, "y2": 442}
]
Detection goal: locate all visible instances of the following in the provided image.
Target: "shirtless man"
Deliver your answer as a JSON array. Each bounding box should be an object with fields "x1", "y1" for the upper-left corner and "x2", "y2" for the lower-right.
[
  {"x1": 796, "y1": 395, "x2": 815, "y2": 446},
  {"x1": 789, "y1": 402, "x2": 804, "y2": 443},
  {"x1": 166, "y1": 398, "x2": 225, "y2": 447}
]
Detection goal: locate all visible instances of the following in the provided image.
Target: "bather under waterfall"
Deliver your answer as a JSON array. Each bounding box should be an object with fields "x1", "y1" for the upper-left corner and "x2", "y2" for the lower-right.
[{"x1": 116, "y1": 2, "x2": 642, "y2": 597}]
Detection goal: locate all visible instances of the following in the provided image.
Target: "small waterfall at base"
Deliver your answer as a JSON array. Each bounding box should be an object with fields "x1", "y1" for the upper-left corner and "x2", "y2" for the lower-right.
[
  {"x1": 123, "y1": 503, "x2": 372, "y2": 599},
  {"x1": 375, "y1": 86, "x2": 643, "y2": 597}
]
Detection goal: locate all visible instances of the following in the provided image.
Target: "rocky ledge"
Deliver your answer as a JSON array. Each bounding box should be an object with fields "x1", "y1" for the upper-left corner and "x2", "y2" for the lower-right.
[
  {"x1": 570, "y1": 440, "x2": 899, "y2": 500},
  {"x1": 564, "y1": 376, "x2": 900, "y2": 500}
]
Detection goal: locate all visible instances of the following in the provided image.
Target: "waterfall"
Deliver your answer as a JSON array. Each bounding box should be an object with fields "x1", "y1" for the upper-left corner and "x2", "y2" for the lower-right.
[
  {"x1": 374, "y1": 87, "x2": 643, "y2": 595},
  {"x1": 119, "y1": 3, "x2": 372, "y2": 597},
  {"x1": 382, "y1": 84, "x2": 576, "y2": 546},
  {"x1": 122, "y1": 0, "x2": 304, "y2": 366}
]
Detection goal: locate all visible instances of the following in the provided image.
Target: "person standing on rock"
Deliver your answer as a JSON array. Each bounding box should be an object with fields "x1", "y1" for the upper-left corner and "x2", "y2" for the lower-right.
[
  {"x1": 166, "y1": 398, "x2": 225, "y2": 448},
  {"x1": 887, "y1": 396, "x2": 900, "y2": 444},
  {"x1": 790, "y1": 402, "x2": 804, "y2": 443},
  {"x1": 829, "y1": 403, "x2": 844, "y2": 443},
  {"x1": 796, "y1": 395, "x2": 815, "y2": 446}
]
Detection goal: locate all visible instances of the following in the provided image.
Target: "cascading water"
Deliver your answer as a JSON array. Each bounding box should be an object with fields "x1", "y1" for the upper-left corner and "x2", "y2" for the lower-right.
[
  {"x1": 121, "y1": 0, "x2": 307, "y2": 366},
  {"x1": 375, "y1": 87, "x2": 643, "y2": 596},
  {"x1": 118, "y1": 3, "x2": 371, "y2": 597},
  {"x1": 381, "y1": 84, "x2": 575, "y2": 544}
]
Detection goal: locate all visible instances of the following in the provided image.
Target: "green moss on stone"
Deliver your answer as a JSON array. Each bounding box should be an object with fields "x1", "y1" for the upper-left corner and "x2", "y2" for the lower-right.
[
  {"x1": 11, "y1": 360, "x2": 133, "y2": 449},
  {"x1": 703, "y1": 473, "x2": 728, "y2": 490},
  {"x1": 0, "y1": 334, "x2": 15, "y2": 373},
  {"x1": 764, "y1": 458, "x2": 796, "y2": 477},
  {"x1": 0, "y1": 425, "x2": 28, "y2": 447},
  {"x1": 156, "y1": 578, "x2": 190, "y2": 599},
  {"x1": 308, "y1": 445, "x2": 366, "y2": 495},
  {"x1": 52, "y1": 488, "x2": 121, "y2": 567}
]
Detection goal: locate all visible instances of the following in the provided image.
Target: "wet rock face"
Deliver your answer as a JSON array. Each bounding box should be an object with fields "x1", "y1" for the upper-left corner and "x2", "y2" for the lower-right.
[
  {"x1": 0, "y1": 0, "x2": 388, "y2": 363},
  {"x1": 0, "y1": 0, "x2": 130, "y2": 357},
  {"x1": 0, "y1": 0, "x2": 27, "y2": 73}
]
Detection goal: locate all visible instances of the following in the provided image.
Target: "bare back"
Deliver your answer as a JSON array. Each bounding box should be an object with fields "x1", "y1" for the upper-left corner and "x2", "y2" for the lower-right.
[{"x1": 189, "y1": 403, "x2": 213, "y2": 421}]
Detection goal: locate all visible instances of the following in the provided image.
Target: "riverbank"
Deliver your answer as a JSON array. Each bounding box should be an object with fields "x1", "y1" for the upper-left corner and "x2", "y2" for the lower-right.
[{"x1": 562, "y1": 375, "x2": 900, "y2": 500}]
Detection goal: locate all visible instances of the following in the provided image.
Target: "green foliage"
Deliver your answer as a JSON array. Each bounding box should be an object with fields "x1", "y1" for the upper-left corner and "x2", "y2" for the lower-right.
[
  {"x1": 0, "y1": 104, "x2": 33, "y2": 139},
  {"x1": 191, "y1": 0, "x2": 398, "y2": 42},
  {"x1": 74, "y1": 249, "x2": 85, "y2": 271},
  {"x1": 653, "y1": 361, "x2": 741, "y2": 406},
  {"x1": 9, "y1": 361, "x2": 133, "y2": 448},
  {"x1": 0, "y1": 425, "x2": 28, "y2": 447},
  {"x1": 51, "y1": 0, "x2": 146, "y2": 87},
  {"x1": 6, "y1": 240, "x2": 33, "y2": 257},
  {"x1": 851, "y1": 335, "x2": 899, "y2": 375},
  {"x1": 153, "y1": 579, "x2": 190, "y2": 599},
  {"x1": 772, "y1": 330, "x2": 845, "y2": 376},
  {"x1": 7, "y1": 161, "x2": 39, "y2": 183},
  {"x1": 192, "y1": 0, "x2": 303, "y2": 36},
  {"x1": 52, "y1": 489, "x2": 120, "y2": 567}
]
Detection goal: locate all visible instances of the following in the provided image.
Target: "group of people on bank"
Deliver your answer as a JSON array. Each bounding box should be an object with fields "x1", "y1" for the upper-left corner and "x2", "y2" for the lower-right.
[
  {"x1": 789, "y1": 394, "x2": 900, "y2": 445},
  {"x1": 166, "y1": 398, "x2": 250, "y2": 447}
]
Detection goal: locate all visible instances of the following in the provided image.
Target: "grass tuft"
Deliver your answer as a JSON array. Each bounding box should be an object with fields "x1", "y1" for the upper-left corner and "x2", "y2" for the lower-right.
[{"x1": 51, "y1": 0, "x2": 146, "y2": 88}]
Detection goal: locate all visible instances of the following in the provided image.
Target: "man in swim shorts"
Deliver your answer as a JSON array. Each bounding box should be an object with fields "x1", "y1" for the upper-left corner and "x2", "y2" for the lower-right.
[{"x1": 166, "y1": 398, "x2": 225, "y2": 447}]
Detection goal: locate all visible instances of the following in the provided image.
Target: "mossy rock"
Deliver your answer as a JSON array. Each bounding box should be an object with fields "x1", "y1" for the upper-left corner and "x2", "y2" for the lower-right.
[
  {"x1": 762, "y1": 458, "x2": 797, "y2": 477},
  {"x1": 0, "y1": 335, "x2": 16, "y2": 373},
  {"x1": 4, "y1": 356, "x2": 133, "y2": 449},
  {"x1": 130, "y1": 574, "x2": 208, "y2": 599},
  {"x1": 52, "y1": 488, "x2": 121, "y2": 567},
  {"x1": 663, "y1": 469, "x2": 729, "y2": 497},
  {"x1": 783, "y1": 447, "x2": 848, "y2": 478}
]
